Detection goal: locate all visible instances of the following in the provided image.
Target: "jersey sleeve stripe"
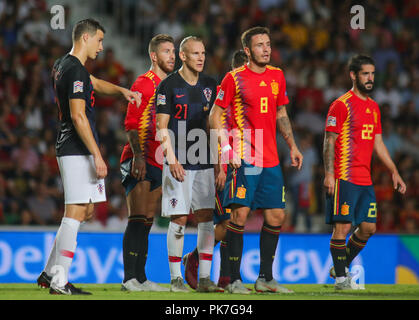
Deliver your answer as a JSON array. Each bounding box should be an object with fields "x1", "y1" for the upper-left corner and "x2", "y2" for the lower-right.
[{"x1": 230, "y1": 72, "x2": 246, "y2": 160}]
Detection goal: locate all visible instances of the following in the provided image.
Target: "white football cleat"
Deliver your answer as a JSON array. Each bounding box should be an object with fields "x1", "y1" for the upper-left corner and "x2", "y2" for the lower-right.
[
  {"x1": 121, "y1": 278, "x2": 144, "y2": 291},
  {"x1": 139, "y1": 280, "x2": 169, "y2": 292}
]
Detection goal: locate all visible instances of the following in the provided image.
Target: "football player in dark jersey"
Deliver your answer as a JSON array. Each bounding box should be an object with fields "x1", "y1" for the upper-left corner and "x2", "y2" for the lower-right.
[{"x1": 37, "y1": 18, "x2": 140, "y2": 295}]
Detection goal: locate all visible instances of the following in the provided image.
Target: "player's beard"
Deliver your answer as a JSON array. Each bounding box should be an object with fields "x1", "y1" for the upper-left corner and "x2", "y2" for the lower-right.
[
  {"x1": 356, "y1": 76, "x2": 374, "y2": 94},
  {"x1": 249, "y1": 48, "x2": 270, "y2": 68},
  {"x1": 157, "y1": 58, "x2": 175, "y2": 74}
]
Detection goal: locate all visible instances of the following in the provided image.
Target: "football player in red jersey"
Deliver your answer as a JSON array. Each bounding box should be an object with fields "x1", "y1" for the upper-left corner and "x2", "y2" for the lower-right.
[
  {"x1": 119, "y1": 34, "x2": 175, "y2": 292},
  {"x1": 210, "y1": 27, "x2": 303, "y2": 294},
  {"x1": 323, "y1": 54, "x2": 406, "y2": 290}
]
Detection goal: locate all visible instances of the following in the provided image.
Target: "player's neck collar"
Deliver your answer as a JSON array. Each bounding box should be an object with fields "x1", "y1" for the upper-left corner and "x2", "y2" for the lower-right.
[
  {"x1": 178, "y1": 68, "x2": 200, "y2": 86},
  {"x1": 350, "y1": 89, "x2": 369, "y2": 101},
  {"x1": 245, "y1": 63, "x2": 267, "y2": 75}
]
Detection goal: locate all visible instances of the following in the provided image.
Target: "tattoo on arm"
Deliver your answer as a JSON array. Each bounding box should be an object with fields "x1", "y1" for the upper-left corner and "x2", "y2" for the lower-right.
[
  {"x1": 323, "y1": 132, "x2": 338, "y2": 174},
  {"x1": 277, "y1": 113, "x2": 295, "y2": 146},
  {"x1": 127, "y1": 129, "x2": 143, "y2": 157}
]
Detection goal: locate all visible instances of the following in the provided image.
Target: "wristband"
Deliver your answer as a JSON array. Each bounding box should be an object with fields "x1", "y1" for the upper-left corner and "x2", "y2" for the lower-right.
[{"x1": 221, "y1": 144, "x2": 232, "y2": 153}]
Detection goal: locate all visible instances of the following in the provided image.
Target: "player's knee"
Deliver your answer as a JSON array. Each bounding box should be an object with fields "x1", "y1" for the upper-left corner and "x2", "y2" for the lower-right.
[
  {"x1": 84, "y1": 208, "x2": 94, "y2": 221},
  {"x1": 169, "y1": 221, "x2": 185, "y2": 239},
  {"x1": 195, "y1": 210, "x2": 213, "y2": 223},
  {"x1": 264, "y1": 209, "x2": 285, "y2": 227},
  {"x1": 360, "y1": 224, "x2": 376, "y2": 238},
  {"x1": 333, "y1": 222, "x2": 351, "y2": 238},
  {"x1": 231, "y1": 210, "x2": 248, "y2": 226}
]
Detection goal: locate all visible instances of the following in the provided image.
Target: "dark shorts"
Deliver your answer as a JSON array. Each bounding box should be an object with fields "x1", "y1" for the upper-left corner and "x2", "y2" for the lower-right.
[
  {"x1": 325, "y1": 179, "x2": 377, "y2": 226},
  {"x1": 120, "y1": 158, "x2": 162, "y2": 196},
  {"x1": 222, "y1": 160, "x2": 286, "y2": 211},
  {"x1": 214, "y1": 188, "x2": 231, "y2": 225}
]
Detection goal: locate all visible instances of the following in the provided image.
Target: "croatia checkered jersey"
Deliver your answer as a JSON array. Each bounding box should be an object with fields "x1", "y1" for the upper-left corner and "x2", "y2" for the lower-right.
[
  {"x1": 215, "y1": 64, "x2": 289, "y2": 168},
  {"x1": 120, "y1": 70, "x2": 163, "y2": 169},
  {"x1": 325, "y1": 90, "x2": 382, "y2": 186},
  {"x1": 52, "y1": 53, "x2": 98, "y2": 157}
]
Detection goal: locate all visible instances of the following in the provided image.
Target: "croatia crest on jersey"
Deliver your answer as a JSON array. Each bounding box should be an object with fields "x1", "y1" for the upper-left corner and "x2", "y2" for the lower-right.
[
  {"x1": 73, "y1": 81, "x2": 83, "y2": 93},
  {"x1": 97, "y1": 183, "x2": 104, "y2": 194},
  {"x1": 170, "y1": 198, "x2": 178, "y2": 208},
  {"x1": 203, "y1": 88, "x2": 212, "y2": 102}
]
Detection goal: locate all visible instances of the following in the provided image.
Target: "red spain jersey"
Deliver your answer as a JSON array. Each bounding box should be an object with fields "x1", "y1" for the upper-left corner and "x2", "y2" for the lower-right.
[
  {"x1": 325, "y1": 90, "x2": 382, "y2": 185},
  {"x1": 215, "y1": 64, "x2": 289, "y2": 168},
  {"x1": 120, "y1": 70, "x2": 163, "y2": 169}
]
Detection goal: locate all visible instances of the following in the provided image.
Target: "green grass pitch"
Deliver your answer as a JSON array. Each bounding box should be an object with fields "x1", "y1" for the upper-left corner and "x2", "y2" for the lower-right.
[{"x1": 1, "y1": 283, "x2": 419, "y2": 300}]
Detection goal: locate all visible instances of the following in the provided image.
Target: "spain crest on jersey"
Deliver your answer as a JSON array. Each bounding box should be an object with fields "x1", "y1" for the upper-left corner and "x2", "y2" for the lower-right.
[
  {"x1": 203, "y1": 88, "x2": 212, "y2": 102},
  {"x1": 271, "y1": 81, "x2": 279, "y2": 95}
]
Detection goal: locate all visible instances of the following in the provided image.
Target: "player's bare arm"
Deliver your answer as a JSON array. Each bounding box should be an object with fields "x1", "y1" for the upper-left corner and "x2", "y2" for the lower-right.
[
  {"x1": 69, "y1": 98, "x2": 107, "y2": 179},
  {"x1": 90, "y1": 74, "x2": 141, "y2": 106},
  {"x1": 127, "y1": 129, "x2": 146, "y2": 181},
  {"x1": 209, "y1": 104, "x2": 241, "y2": 169},
  {"x1": 323, "y1": 131, "x2": 338, "y2": 195},
  {"x1": 373, "y1": 133, "x2": 406, "y2": 194},
  {"x1": 214, "y1": 150, "x2": 226, "y2": 191},
  {"x1": 156, "y1": 113, "x2": 186, "y2": 182},
  {"x1": 276, "y1": 105, "x2": 303, "y2": 170}
]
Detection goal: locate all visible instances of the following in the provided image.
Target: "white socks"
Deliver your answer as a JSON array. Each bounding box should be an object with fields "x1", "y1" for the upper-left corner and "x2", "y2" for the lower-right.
[
  {"x1": 167, "y1": 220, "x2": 215, "y2": 281},
  {"x1": 197, "y1": 221, "x2": 214, "y2": 279},
  {"x1": 167, "y1": 221, "x2": 185, "y2": 280},
  {"x1": 50, "y1": 217, "x2": 80, "y2": 286}
]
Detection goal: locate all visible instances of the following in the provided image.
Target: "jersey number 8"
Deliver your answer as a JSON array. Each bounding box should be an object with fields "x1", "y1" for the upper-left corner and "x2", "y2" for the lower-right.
[{"x1": 260, "y1": 97, "x2": 268, "y2": 113}]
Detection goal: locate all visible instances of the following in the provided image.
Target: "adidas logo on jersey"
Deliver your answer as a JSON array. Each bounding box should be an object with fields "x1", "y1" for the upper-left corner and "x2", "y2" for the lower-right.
[
  {"x1": 366, "y1": 108, "x2": 371, "y2": 114},
  {"x1": 259, "y1": 81, "x2": 267, "y2": 87}
]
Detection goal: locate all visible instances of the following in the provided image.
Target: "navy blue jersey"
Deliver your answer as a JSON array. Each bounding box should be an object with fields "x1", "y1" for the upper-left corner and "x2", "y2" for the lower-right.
[
  {"x1": 52, "y1": 53, "x2": 98, "y2": 156},
  {"x1": 156, "y1": 71, "x2": 217, "y2": 170}
]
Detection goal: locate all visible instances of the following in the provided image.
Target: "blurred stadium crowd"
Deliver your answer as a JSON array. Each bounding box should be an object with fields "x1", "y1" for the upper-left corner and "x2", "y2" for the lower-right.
[{"x1": 0, "y1": 0, "x2": 418, "y2": 233}]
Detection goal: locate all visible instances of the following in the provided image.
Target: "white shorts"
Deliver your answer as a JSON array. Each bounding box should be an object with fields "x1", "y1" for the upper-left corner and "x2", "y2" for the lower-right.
[
  {"x1": 161, "y1": 165, "x2": 215, "y2": 217},
  {"x1": 57, "y1": 155, "x2": 106, "y2": 204}
]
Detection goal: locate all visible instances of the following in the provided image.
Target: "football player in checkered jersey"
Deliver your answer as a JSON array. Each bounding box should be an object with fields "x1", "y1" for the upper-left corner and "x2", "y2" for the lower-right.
[{"x1": 156, "y1": 36, "x2": 222, "y2": 293}]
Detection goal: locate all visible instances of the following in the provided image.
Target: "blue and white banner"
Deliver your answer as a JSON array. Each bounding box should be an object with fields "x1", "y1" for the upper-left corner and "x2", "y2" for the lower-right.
[{"x1": 0, "y1": 231, "x2": 398, "y2": 284}]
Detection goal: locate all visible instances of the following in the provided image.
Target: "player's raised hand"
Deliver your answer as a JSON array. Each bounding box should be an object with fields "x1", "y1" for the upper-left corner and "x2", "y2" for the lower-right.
[
  {"x1": 290, "y1": 146, "x2": 303, "y2": 170},
  {"x1": 392, "y1": 171, "x2": 406, "y2": 194},
  {"x1": 324, "y1": 172, "x2": 335, "y2": 195},
  {"x1": 121, "y1": 88, "x2": 142, "y2": 107},
  {"x1": 94, "y1": 154, "x2": 108, "y2": 179}
]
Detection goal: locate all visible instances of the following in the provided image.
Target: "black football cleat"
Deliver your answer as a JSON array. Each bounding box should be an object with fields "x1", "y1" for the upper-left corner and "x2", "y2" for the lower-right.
[
  {"x1": 50, "y1": 282, "x2": 92, "y2": 295},
  {"x1": 37, "y1": 271, "x2": 52, "y2": 288}
]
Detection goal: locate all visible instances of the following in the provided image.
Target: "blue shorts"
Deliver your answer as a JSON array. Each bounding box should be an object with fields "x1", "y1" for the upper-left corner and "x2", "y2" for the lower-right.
[
  {"x1": 222, "y1": 161, "x2": 286, "y2": 211},
  {"x1": 214, "y1": 188, "x2": 231, "y2": 225},
  {"x1": 325, "y1": 179, "x2": 377, "y2": 226},
  {"x1": 120, "y1": 159, "x2": 162, "y2": 196}
]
